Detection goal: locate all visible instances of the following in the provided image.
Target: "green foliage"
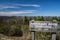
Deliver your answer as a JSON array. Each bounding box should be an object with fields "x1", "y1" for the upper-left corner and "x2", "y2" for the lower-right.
[
  {"x1": 23, "y1": 16, "x2": 27, "y2": 23},
  {"x1": 0, "y1": 24, "x2": 23, "y2": 37},
  {"x1": 52, "y1": 16, "x2": 58, "y2": 20},
  {"x1": 23, "y1": 16, "x2": 29, "y2": 24},
  {"x1": 37, "y1": 16, "x2": 44, "y2": 21},
  {"x1": 9, "y1": 25, "x2": 23, "y2": 37},
  {"x1": 0, "y1": 24, "x2": 10, "y2": 34},
  {"x1": 8, "y1": 19, "x2": 16, "y2": 24}
]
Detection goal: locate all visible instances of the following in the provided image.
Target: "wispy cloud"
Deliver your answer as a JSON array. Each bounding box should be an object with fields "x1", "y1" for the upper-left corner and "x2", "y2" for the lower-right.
[
  {"x1": 13, "y1": 4, "x2": 40, "y2": 7},
  {"x1": 0, "y1": 4, "x2": 40, "y2": 9},
  {"x1": 0, "y1": 3, "x2": 39, "y2": 16},
  {"x1": 0, "y1": 10, "x2": 36, "y2": 16},
  {"x1": 0, "y1": 5, "x2": 20, "y2": 9}
]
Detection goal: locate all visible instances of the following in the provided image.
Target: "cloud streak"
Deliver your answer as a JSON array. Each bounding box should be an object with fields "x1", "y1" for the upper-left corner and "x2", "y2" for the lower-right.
[
  {"x1": 0, "y1": 3, "x2": 39, "y2": 16},
  {"x1": 0, "y1": 3, "x2": 40, "y2": 9},
  {"x1": 0, "y1": 10, "x2": 36, "y2": 16},
  {"x1": 0, "y1": 5, "x2": 20, "y2": 9},
  {"x1": 13, "y1": 4, "x2": 40, "y2": 7}
]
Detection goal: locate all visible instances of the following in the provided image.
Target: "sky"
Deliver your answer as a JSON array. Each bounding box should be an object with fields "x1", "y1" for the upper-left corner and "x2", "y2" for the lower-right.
[{"x1": 0, "y1": 0, "x2": 60, "y2": 16}]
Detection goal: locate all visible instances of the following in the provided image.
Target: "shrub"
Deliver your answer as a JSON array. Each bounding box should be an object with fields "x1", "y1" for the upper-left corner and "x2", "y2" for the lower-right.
[
  {"x1": 9, "y1": 25, "x2": 23, "y2": 37},
  {"x1": 0, "y1": 25, "x2": 23, "y2": 37},
  {"x1": 0, "y1": 25, "x2": 10, "y2": 34}
]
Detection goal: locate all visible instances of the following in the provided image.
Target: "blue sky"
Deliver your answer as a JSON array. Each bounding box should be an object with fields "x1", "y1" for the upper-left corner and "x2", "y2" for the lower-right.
[{"x1": 0, "y1": 0, "x2": 60, "y2": 16}]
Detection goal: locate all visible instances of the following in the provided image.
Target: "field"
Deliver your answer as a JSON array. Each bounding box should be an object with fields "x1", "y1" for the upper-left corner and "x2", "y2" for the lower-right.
[{"x1": 0, "y1": 16, "x2": 60, "y2": 40}]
